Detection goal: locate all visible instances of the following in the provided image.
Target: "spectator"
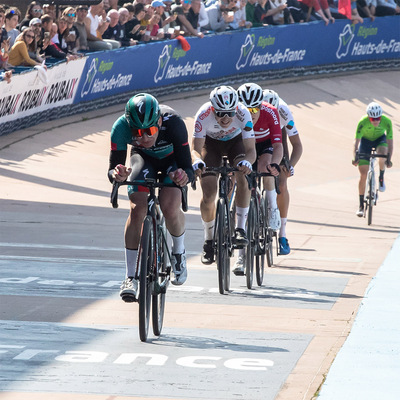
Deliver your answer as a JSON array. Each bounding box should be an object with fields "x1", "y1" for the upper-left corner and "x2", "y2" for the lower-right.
[
  {"x1": 0, "y1": 69, "x2": 12, "y2": 83},
  {"x1": 143, "y1": 12, "x2": 164, "y2": 41},
  {"x1": 1, "y1": 8, "x2": 11, "y2": 71},
  {"x1": 28, "y1": 17, "x2": 44, "y2": 62},
  {"x1": 42, "y1": 22, "x2": 71, "y2": 60},
  {"x1": 103, "y1": 9, "x2": 122, "y2": 42},
  {"x1": 254, "y1": 0, "x2": 289, "y2": 25},
  {"x1": 126, "y1": 3, "x2": 147, "y2": 41},
  {"x1": 8, "y1": 27, "x2": 40, "y2": 67},
  {"x1": 287, "y1": 0, "x2": 307, "y2": 22},
  {"x1": 356, "y1": 0, "x2": 376, "y2": 20},
  {"x1": 203, "y1": 0, "x2": 234, "y2": 32},
  {"x1": 42, "y1": 3, "x2": 56, "y2": 20},
  {"x1": 231, "y1": 0, "x2": 253, "y2": 29},
  {"x1": 4, "y1": 8, "x2": 21, "y2": 47},
  {"x1": 198, "y1": 0, "x2": 210, "y2": 30},
  {"x1": 117, "y1": 7, "x2": 136, "y2": 45},
  {"x1": 85, "y1": 1, "x2": 120, "y2": 51},
  {"x1": 62, "y1": 7, "x2": 81, "y2": 54},
  {"x1": 157, "y1": 0, "x2": 178, "y2": 32},
  {"x1": 376, "y1": 0, "x2": 400, "y2": 15},
  {"x1": 56, "y1": 16, "x2": 80, "y2": 58},
  {"x1": 298, "y1": 0, "x2": 335, "y2": 24},
  {"x1": 246, "y1": 0, "x2": 263, "y2": 26},
  {"x1": 19, "y1": 1, "x2": 43, "y2": 30},
  {"x1": 74, "y1": 5, "x2": 89, "y2": 52}
]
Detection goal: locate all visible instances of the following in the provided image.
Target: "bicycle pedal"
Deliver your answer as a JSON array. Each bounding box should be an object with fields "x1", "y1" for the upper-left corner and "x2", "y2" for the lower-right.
[
  {"x1": 121, "y1": 294, "x2": 138, "y2": 303},
  {"x1": 233, "y1": 269, "x2": 245, "y2": 276}
]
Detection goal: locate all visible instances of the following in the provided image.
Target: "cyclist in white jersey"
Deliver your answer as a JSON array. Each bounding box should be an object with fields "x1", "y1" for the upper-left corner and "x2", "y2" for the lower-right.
[
  {"x1": 264, "y1": 89, "x2": 303, "y2": 255},
  {"x1": 191, "y1": 85, "x2": 256, "y2": 265}
]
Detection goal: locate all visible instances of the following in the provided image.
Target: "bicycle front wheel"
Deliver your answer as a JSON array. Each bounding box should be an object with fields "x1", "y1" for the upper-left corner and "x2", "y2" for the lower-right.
[
  {"x1": 256, "y1": 194, "x2": 266, "y2": 286},
  {"x1": 367, "y1": 177, "x2": 374, "y2": 225},
  {"x1": 138, "y1": 217, "x2": 153, "y2": 342},
  {"x1": 246, "y1": 197, "x2": 256, "y2": 289},
  {"x1": 152, "y1": 220, "x2": 167, "y2": 337},
  {"x1": 216, "y1": 198, "x2": 230, "y2": 294}
]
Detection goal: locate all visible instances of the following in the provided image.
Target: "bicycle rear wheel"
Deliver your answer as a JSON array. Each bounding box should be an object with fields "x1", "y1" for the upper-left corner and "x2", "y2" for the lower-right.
[
  {"x1": 152, "y1": 220, "x2": 167, "y2": 337},
  {"x1": 246, "y1": 197, "x2": 256, "y2": 289},
  {"x1": 138, "y1": 217, "x2": 153, "y2": 342},
  {"x1": 256, "y1": 194, "x2": 266, "y2": 286},
  {"x1": 216, "y1": 198, "x2": 230, "y2": 294}
]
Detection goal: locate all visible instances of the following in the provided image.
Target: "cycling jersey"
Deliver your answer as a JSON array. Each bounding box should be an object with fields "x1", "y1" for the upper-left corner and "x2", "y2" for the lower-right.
[
  {"x1": 108, "y1": 105, "x2": 194, "y2": 183},
  {"x1": 193, "y1": 102, "x2": 254, "y2": 141},
  {"x1": 278, "y1": 98, "x2": 298, "y2": 136},
  {"x1": 356, "y1": 115, "x2": 393, "y2": 141},
  {"x1": 253, "y1": 102, "x2": 282, "y2": 144}
]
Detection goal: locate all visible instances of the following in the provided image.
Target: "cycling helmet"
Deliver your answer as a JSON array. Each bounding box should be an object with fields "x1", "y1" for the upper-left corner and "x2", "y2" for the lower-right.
[
  {"x1": 237, "y1": 83, "x2": 264, "y2": 108},
  {"x1": 210, "y1": 85, "x2": 238, "y2": 111},
  {"x1": 366, "y1": 102, "x2": 382, "y2": 118},
  {"x1": 263, "y1": 89, "x2": 280, "y2": 108},
  {"x1": 125, "y1": 93, "x2": 161, "y2": 129}
]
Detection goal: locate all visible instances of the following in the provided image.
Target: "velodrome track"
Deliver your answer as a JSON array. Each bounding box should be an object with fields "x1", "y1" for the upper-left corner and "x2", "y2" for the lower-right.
[{"x1": 0, "y1": 70, "x2": 399, "y2": 400}]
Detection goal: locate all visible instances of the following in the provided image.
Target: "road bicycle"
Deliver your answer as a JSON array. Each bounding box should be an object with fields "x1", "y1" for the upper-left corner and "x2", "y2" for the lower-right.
[
  {"x1": 197, "y1": 157, "x2": 242, "y2": 295},
  {"x1": 358, "y1": 150, "x2": 387, "y2": 225},
  {"x1": 245, "y1": 171, "x2": 279, "y2": 289},
  {"x1": 111, "y1": 178, "x2": 188, "y2": 341}
]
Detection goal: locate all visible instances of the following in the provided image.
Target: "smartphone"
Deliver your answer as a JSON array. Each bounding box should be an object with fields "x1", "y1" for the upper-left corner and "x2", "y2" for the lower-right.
[
  {"x1": 44, "y1": 32, "x2": 50, "y2": 39},
  {"x1": 139, "y1": 25, "x2": 147, "y2": 30}
]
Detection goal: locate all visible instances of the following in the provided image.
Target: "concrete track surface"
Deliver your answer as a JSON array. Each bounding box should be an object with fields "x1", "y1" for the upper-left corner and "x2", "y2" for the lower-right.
[{"x1": 0, "y1": 70, "x2": 399, "y2": 400}]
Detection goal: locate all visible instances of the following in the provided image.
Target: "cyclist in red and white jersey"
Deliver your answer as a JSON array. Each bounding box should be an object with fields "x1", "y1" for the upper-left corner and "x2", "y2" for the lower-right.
[
  {"x1": 191, "y1": 85, "x2": 256, "y2": 265},
  {"x1": 264, "y1": 89, "x2": 303, "y2": 255},
  {"x1": 236, "y1": 83, "x2": 283, "y2": 274}
]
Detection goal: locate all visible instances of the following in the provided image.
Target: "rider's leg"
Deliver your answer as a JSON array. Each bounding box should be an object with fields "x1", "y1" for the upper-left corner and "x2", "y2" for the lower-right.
[
  {"x1": 277, "y1": 171, "x2": 289, "y2": 236},
  {"x1": 377, "y1": 145, "x2": 388, "y2": 191},
  {"x1": 358, "y1": 164, "x2": 368, "y2": 206}
]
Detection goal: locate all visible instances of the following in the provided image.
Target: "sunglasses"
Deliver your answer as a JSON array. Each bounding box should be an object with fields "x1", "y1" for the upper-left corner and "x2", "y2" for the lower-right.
[
  {"x1": 133, "y1": 126, "x2": 159, "y2": 138},
  {"x1": 66, "y1": 13, "x2": 76, "y2": 17},
  {"x1": 32, "y1": 9, "x2": 43, "y2": 13},
  {"x1": 247, "y1": 107, "x2": 259, "y2": 114},
  {"x1": 369, "y1": 117, "x2": 381, "y2": 122},
  {"x1": 214, "y1": 110, "x2": 236, "y2": 118},
  {"x1": 26, "y1": 34, "x2": 35, "y2": 38}
]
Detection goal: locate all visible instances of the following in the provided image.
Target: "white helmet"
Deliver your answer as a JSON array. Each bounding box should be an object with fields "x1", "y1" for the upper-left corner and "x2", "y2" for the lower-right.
[
  {"x1": 263, "y1": 89, "x2": 280, "y2": 108},
  {"x1": 237, "y1": 83, "x2": 264, "y2": 108},
  {"x1": 210, "y1": 85, "x2": 238, "y2": 112},
  {"x1": 366, "y1": 102, "x2": 382, "y2": 118}
]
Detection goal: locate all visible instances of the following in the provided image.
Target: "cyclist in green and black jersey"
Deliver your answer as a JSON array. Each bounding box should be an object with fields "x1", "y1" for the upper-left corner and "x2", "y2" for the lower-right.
[
  {"x1": 352, "y1": 102, "x2": 393, "y2": 217},
  {"x1": 108, "y1": 93, "x2": 194, "y2": 301}
]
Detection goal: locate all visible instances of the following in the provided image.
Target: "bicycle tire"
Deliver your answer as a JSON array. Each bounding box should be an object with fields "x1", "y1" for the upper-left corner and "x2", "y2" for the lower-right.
[
  {"x1": 216, "y1": 198, "x2": 229, "y2": 294},
  {"x1": 256, "y1": 193, "x2": 265, "y2": 286},
  {"x1": 152, "y1": 219, "x2": 167, "y2": 337},
  {"x1": 367, "y1": 175, "x2": 373, "y2": 225},
  {"x1": 263, "y1": 194, "x2": 274, "y2": 267},
  {"x1": 246, "y1": 197, "x2": 256, "y2": 289},
  {"x1": 138, "y1": 217, "x2": 153, "y2": 342}
]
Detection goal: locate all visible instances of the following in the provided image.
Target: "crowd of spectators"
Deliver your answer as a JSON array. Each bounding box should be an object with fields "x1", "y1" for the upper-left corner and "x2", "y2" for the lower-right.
[{"x1": 1, "y1": 0, "x2": 399, "y2": 80}]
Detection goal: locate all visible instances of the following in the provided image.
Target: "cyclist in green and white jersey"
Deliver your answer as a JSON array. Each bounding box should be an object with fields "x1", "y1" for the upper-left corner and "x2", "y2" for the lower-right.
[{"x1": 352, "y1": 102, "x2": 393, "y2": 217}]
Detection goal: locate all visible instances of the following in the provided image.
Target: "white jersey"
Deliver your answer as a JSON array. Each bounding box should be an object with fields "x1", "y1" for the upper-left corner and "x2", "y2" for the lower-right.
[
  {"x1": 278, "y1": 98, "x2": 299, "y2": 136},
  {"x1": 193, "y1": 102, "x2": 254, "y2": 141}
]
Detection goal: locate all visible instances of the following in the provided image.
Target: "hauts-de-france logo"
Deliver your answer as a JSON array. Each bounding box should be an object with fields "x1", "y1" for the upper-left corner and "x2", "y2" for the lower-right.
[
  {"x1": 81, "y1": 58, "x2": 98, "y2": 97},
  {"x1": 336, "y1": 24, "x2": 355, "y2": 59},
  {"x1": 154, "y1": 44, "x2": 172, "y2": 83},
  {"x1": 236, "y1": 34, "x2": 255, "y2": 70}
]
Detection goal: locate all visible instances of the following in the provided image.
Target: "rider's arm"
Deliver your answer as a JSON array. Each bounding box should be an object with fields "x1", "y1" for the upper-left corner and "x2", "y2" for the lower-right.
[
  {"x1": 192, "y1": 137, "x2": 205, "y2": 164},
  {"x1": 241, "y1": 135, "x2": 257, "y2": 165},
  {"x1": 271, "y1": 142, "x2": 283, "y2": 166},
  {"x1": 287, "y1": 133, "x2": 303, "y2": 167}
]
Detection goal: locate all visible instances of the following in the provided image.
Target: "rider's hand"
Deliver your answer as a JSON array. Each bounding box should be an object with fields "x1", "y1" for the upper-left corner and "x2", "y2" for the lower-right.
[
  {"x1": 169, "y1": 168, "x2": 188, "y2": 187},
  {"x1": 352, "y1": 159, "x2": 359, "y2": 166},
  {"x1": 283, "y1": 165, "x2": 294, "y2": 177},
  {"x1": 237, "y1": 160, "x2": 252, "y2": 175},
  {"x1": 113, "y1": 164, "x2": 132, "y2": 182},
  {"x1": 386, "y1": 159, "x2": 393, "y2": 168},
  {"x1": 267, "y1": 163, "x2": 281, "y2": 177},
  {"x1": 192, "y1": 159, "x2": 205, "y2": 176}
]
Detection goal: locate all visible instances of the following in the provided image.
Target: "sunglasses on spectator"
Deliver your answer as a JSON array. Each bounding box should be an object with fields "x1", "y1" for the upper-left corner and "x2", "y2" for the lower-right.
[
  {"x1": 214, "y1": 110, "x2": 236, "y2": 118},
  {"x1": 369, "y1": 117, "x2": 381, "y2": 122},
  {"x1": 66, "y1": 13, "x2": 76, "y2": 17},
  {"x1": 32, "y1": 9, "x2": 43, "y2": 13},
  {"x1": 247, "y1": 107, "x2": 259, "y2": 114},
  {"x1": 25, "y1": 34, "x2": 35, "y2": 38},
  {"x1": 133, "y1": 126, "x2": 159, "y2": 138}
]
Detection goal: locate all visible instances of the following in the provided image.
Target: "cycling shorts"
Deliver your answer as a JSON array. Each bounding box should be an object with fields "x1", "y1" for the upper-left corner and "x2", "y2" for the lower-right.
[
  {"x1": 127, "y1": 151, "x2": 176, "y2": 196},
  {"x1": 358, "y1": 135, "x2": 387, "y2": 165},
  {"x1": 201, "y1": 135, "x2": 245, "y2": 177}
]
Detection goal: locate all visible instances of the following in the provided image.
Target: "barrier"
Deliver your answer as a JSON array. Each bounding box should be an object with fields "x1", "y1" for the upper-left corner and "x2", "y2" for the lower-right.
[{"x1": 1, "y1": 16, "x2": 399, "y2": 136}]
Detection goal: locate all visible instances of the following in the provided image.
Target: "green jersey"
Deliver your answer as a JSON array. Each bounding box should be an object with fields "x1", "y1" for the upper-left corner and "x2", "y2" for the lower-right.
[{"x1": 356, "y1": 115, "x2": 393, "y2": 141}]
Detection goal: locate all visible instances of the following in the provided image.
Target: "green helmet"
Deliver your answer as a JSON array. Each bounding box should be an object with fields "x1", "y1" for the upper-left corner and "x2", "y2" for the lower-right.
[{"x1": 125, "y1": 93, "x2": 161, "y2": 129}]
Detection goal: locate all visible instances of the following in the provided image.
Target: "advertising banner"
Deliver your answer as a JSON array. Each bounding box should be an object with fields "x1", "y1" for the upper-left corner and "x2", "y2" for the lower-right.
[
  {"x1": 0, "y1": 58, "x2": 86, "y2": 125},
  {"x1": 75, "y1": 16, "x2": 399, "y2": 104}
]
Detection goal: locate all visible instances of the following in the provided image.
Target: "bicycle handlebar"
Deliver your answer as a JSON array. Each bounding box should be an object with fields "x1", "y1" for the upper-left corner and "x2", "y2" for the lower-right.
[
  {"x1": 111, "y1": 179, "x2": 188, "y2": 212},
  {"x1": 358, "y1": 153, "x2": 388, "y2": 159}
]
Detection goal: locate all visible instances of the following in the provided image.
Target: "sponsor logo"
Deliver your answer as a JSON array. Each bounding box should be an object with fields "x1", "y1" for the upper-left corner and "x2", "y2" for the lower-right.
[
  {"x1": 199, "y1": 107, "x2": 212, "y2": 120},
  {"x1": 336, "y1": 24, "x2": 355, "y2": 59},
  {"x1": 195, "y1": 121, "x2": 202, "y2": 133},
  {"x1": 236, "y1": 34, "x2": 255, "y2": 70}
]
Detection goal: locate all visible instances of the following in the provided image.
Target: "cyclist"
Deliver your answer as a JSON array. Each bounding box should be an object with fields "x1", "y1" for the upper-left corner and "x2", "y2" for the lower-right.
[
  {"x1": 191, "y1": 85, "x2": 256, "y2": 266},
  {"x1": 263, "y1": 88, "x2": 303, "y2": 255},
  {"x1": 108, "y1": 93, "x2": 194, "y2": 302},
  {"x1": 235, "y1": 83, "x2": 283, "y2": 273},
  {"x1": 352, "y1": 101, "x2": 393, "y2": 217}
]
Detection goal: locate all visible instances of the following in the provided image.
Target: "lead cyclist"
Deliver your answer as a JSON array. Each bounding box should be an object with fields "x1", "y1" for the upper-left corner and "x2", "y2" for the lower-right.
[{"x1": 352, "y1": 102, "x2": 393, "y2": 217}]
